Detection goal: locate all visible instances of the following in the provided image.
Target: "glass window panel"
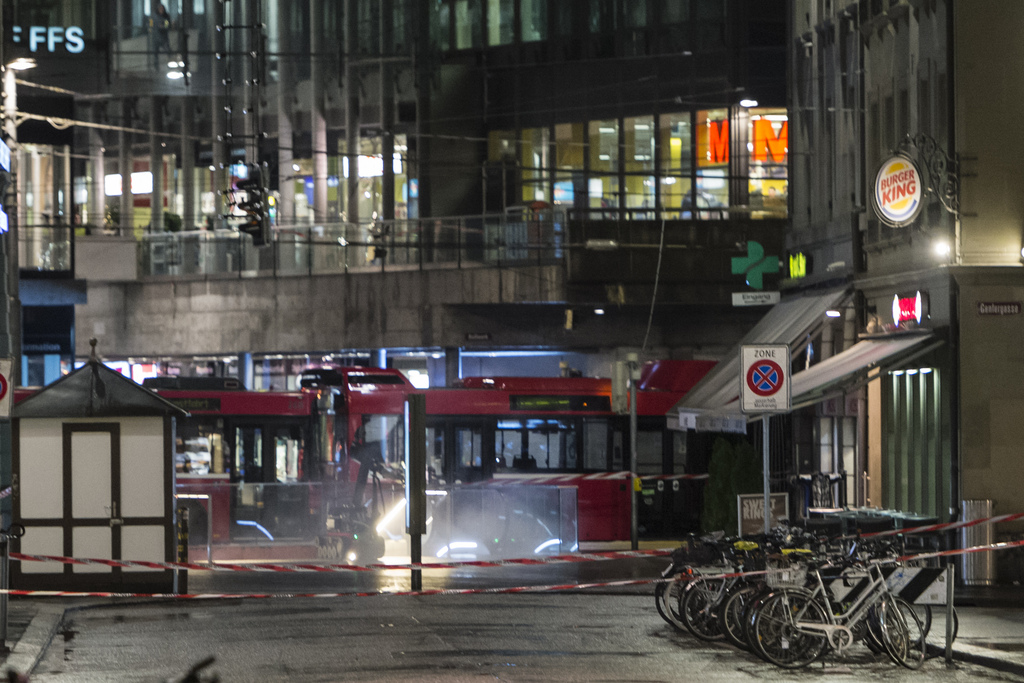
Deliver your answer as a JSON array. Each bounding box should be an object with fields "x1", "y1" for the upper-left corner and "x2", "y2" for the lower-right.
[
  {"x1": 659, "y1": 112, "x2": 693, "y2": 217},
  {"x1": 554, "y1": 123, "x2": 585, "y2": 208},
  {"x1": 590, "y1": 0, "x2": 615, "y2": 33},
  {"x1": 431, "y1": 1, "x2": 451, "y2": 51},
  {"x1": 625, "y1": 116, "x2": 655, "y2": 213},
  {"x1": 691, "y1": 108, "x2": 728, "y2": 218},
  {"x1": 625, "y1": 0, "x2": 647, "y2": 28},
  {"x1": 589, "y1": 119, "x2": 618, "y2": 172},
  {"x1": 455, "y1": 0, "x2": 483, "y2": 49},
  {"x1": 487, "y1": 0, "x2": 514, "y2": 46},
  {"x1": 489, "y1": 130, "x2": 515, "y2": 162},
  {"x1": 521, "y1": 0, "x2": 547, "y2": 42},
  {"x1": 636, "y1": 431, "x2": 662, "y2": 476},
  {"x1": 664, "y1": 0, "x2": 689, "y2": 23},
  {"x1": 747, "y1": 108, "x2": 788, "y2": 218},
  {"x1": 521, "y1": 127, "x2": 550, "y2": 203},
  {"x1": 583, "y1": 420, "x2": 608, "y2": 470}
]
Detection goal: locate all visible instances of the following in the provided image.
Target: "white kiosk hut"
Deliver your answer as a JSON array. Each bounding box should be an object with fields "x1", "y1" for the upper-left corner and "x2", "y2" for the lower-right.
[{"x1": 10, "y1": 344, "x2": 188, "y2": 591}]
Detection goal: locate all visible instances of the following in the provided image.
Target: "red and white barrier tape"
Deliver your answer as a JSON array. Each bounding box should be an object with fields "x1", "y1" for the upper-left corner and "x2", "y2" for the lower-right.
[
  {"x1": 849, "y1": 511, "x2": 1024, "y2": 540},
  {"x1": 0, "y1": 486, "x2": 11, "y2": 500},
  {"x1": 487, "y1": 472, "x2": 707, "y2": 485},
  {"x1": 6, "y1": 539, "x2": 1022, "y2": 600},
  {"x1": 9, "y1": 548, "x2": 672, "y2": 574}
]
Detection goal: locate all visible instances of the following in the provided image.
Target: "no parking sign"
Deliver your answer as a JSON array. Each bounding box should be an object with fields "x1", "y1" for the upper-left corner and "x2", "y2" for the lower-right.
[{"x1": 740, "y1": 345, "x2": 790, "y2": 414}]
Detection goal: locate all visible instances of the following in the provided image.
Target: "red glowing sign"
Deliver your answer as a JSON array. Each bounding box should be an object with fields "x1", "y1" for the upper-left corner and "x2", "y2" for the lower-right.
[{"x1": 892, "y1": 291, "x2": 928, "y2": 325}]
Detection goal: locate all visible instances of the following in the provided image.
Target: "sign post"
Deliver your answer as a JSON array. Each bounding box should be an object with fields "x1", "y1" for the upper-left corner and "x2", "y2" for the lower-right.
[{"x1": 740, "y1": 345, "x2": 791, "y2": 534}]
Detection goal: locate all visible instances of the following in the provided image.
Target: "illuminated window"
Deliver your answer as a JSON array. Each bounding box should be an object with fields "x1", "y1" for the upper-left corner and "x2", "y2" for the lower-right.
[
  {"x1": 521, "y1": 127, "x2": 550, "y2": 203},
  {"x1": 624, "y1": 116, "x2": 655, "y2": 213},
  {"x1": 554, "y1": 123, "x2": 584, "y2": 207},
  {"x1": 455, "y1": 0, "x2": 482, "y2": 49},
  {"x1": 747, "y1": 108, "x2": 788, "y2": 218},
  {"x1": 487, "y1": 0, "x2": 514, "y2": 45},
  {"x1": 521, "y1": 0, "x2": 547, "y2": 42},
  {"x1": 588, "y1": 120, "x2": 619, "y2": 210},
  {"x1": 694, "y1": 108, "x2": 729, "y2": 217},
  {"x1": 659, "y1": 112, "x2": 693, "y2": 218}
]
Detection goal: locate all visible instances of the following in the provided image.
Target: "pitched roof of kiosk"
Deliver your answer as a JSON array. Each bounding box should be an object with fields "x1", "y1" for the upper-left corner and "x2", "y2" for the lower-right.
[{"x1": 13, "y1": 340, "x2": 188, "y2": 419}]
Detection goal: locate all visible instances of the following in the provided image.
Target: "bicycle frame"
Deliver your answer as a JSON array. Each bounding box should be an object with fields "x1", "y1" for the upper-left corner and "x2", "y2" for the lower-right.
[{"x1": 786, "y1": 561, "x2": 895, "y2": 651}]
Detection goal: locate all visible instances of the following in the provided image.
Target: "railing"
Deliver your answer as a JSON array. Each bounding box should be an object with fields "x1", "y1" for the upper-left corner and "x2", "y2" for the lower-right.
[{"x1": 138, "y1": 213, "x2": 567, "y2": 278}]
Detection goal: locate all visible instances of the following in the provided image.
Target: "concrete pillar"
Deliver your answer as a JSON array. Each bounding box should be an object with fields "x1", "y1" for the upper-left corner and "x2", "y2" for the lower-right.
[
  {"x1": 89, "y1": 103, "x2": 105, "y2": 230},
  {"x1": 344, "y1": 0, "x2": 360, "y2": 226},
  {"x1": 445, "y1": 347, "x2": 461, "y2": 386},
  {"x1": 310, "y1": 0, "x2": 328, "y2": 223},
  {"x1": 275, "y1": 0, "x2": 295, "y2": 225},
  {"x1": 62, "y1": 145, "x2": 71, "y2": 226},
  {"x1": 181, "y1": 96, "x2": 196, "y2": 230},
  {"x1": 150, "y1": 96, "x2": 164, "y2": 232},
  {"x1": 119, "y1": 99, "x2": 133, "y2": 233}
]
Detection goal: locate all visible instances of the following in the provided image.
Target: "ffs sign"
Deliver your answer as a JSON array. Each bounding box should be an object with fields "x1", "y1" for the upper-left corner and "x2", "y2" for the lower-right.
[{"x1": 11, "y1": 26, "x2": 86, "y2": 54}]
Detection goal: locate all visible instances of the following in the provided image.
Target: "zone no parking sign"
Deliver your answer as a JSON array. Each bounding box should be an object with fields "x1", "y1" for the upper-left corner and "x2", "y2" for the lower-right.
[{"x1": 740, "y1": 345, "x2": 790, "y2": 414}]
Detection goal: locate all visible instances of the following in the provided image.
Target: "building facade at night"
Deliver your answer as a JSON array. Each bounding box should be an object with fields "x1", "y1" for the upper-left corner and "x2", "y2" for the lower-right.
[
  {"x1": 785, "y1": 0, "x2": 1024, "y2": 579},
  {"x1": 4, "y1": 0, "x2": 788, "y2": 390}
]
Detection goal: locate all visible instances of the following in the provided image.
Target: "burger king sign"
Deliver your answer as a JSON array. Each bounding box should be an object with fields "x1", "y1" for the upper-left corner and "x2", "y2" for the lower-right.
[{"x1": 874, "y1": 154, "x2": 923, "y2": 227}]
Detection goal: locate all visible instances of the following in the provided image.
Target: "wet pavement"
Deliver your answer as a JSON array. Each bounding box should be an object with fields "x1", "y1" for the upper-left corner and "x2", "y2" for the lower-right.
[
  {"x1": 0, "y1": 548, "x2": 1021, "y2": 680},
  {"x1": 0, "y1": 582, "x2": 1021, "y2": 681}
]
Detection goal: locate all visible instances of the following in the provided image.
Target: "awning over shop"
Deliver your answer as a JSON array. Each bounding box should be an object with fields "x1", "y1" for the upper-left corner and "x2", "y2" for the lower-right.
[
  {"x1": 672, "y1": 286, "x2": 852, "y2": 423},
  {"x1": 788, "y1": 332, "x2": 940, "y2": 410},
  {"x1": 676, "y1": 332, "x2": 940, "y2": 432}
]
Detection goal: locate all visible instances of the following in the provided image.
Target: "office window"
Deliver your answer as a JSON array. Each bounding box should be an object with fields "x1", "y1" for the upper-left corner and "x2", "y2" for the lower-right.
[
  {"x1": 589, "y1": 120, "x2": 619, "y2": 210},
  {"x1": 554, "y1": 123, "x2": 585, "y2": 207},
  {"x1": 487, "y1": 0, "x2": 514, "y2": 45},
  {"x1": 625, "y1": 116, "x2": 655, "y2": 212},
  {"x1": 659, "y1": 112, "x2": 693, "y2": 217},
  {"x1": 455, "y1": 0, "x2": 483, "y2": 49},
  {"x1": 521, "y1": 127, "x2": 551, "y2": 203},
  {"x1": 747, "y1": 108, "x2": 788, "y2": 218},
  {"x1": 664, "y1": 0, "x2": 690, "y2": 23},
  {"x1": 625, "y1": 0, "x2": 648, "y2": 28},
  {"x1": 431, "y1": 0, "x2": 451, "y2": 51},
  {"x1": 694, "y1": 109, "x2": 728, "y2": 217},
  {"x1": 521, "y1": 0, "x2": 547, "y2": 42}
]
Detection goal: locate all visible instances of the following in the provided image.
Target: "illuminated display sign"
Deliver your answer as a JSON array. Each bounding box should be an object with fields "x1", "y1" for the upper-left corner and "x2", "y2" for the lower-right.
[
  {"x1": 892, "y1": 291, "x2": 928, "y2": 326},
  {"x1": 509, "y1": 395, "x2": 612, "y2": 412},
  {"x1": 751, "y1": 119, "x2": 788, "y2": 163},
  {"x1": 788, "y1": 252, "x2": 810, "y2": 279},
  {"x1": 11, "y1": 26, "x2": 85, "y2": 54},
  {"x1": 874, "y1": 155, "x2": 923, "y2": 227}
]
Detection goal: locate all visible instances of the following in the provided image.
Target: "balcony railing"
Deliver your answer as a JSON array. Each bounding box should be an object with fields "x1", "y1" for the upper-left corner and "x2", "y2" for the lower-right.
[{"x1": 138, "y1": 212, "x2": 567, "y2": 278}]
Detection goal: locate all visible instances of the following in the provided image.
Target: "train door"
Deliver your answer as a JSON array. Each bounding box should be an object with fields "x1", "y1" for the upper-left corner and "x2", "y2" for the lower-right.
[{"x1": 451, "y1": 419, "x2": 493, "y2": 483}]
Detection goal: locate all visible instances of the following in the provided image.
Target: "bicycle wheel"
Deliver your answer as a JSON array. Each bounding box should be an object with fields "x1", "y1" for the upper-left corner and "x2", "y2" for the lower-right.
[
  {"x1": 655, "y1": 580, "x2": 687, "y2": 632},
  {"x1": 916, "y1": 604, "x2": 959, "y2": 648},
  {"x1": 750, "y1": 589, "x2": 829, "y2": 669},
  {"x1": 882, "y1": 597, "x2": 926, "y2": 669},
  {"x1": 719, "y1": 583, "x2": 762, "y2": 651},
  {"x1": 680, "y1": 576, "x2": 726, "y2": 640}
]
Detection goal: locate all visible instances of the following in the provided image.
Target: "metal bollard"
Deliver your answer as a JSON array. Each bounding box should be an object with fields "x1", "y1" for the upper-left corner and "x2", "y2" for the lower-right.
[
  {"x1": 0, "y1": 534, "x2": 8, "y2": 655},
  {"x1": 176, "y1": 507, "x2": 189, "y2": 594}
]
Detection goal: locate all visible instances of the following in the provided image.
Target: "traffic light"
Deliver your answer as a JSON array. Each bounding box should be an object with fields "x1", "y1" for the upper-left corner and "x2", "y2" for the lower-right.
[{"x1": 236, "y1": 168, "x2": 269, "y2": 247}]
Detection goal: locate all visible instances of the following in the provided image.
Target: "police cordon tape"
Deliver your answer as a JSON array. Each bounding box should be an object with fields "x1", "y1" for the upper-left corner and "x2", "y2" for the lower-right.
[
  {"x1": 9, "y1": 548, "x2": 673, "y2": 574},
  {"x1": 844, "y1": 511, "x2": 1024, "y2": 540},
  {"x1": 0, "y1": 486, "x2": 11, "y2": 500},
  {"x1": 3, "y1": 539, "x2": 1023, "y2": 601},
  {"x1": 8, "y1": 508, "x2": 1024, "y2": 575}
]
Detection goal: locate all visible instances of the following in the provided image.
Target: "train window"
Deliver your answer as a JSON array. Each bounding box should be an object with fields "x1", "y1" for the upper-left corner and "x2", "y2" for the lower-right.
[
  {"x1": 273, "y1": 428, "x2": 302, "y2": 483},
  {"x1": 583, "y1": 420, "x2": 609, "y2": 470},
  {"x1": 346, "y1": 374, "x2": 406, "y2": 386},
  {"x1": 426, "y1": 426, "x2": 445, "y2": 484},
  {"x1": 672, "y1": 430, "x2": 687, "y2": 473},
  {"x1": 360, "y1": 414, "x2": 405, "y2": 469},
  {"x1": 636, "y1": 431, "x2": 662, "y2": 475}
]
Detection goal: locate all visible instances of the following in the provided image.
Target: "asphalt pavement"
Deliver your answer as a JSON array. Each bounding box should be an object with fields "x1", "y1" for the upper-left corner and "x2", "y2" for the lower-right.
[{"x1": 0, "y1": 586, "x2": 1022, "y2": 679}]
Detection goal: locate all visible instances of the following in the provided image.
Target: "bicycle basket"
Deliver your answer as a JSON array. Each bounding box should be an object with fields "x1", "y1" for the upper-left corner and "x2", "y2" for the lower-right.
[{"x1": 765, "y1": 561, "x2": 805, "y2": 589}]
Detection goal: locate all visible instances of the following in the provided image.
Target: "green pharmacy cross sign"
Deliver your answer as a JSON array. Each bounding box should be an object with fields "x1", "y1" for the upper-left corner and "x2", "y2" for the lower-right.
[{"x1": 731, "y1": 241, "x2": 779, "y2": 290}]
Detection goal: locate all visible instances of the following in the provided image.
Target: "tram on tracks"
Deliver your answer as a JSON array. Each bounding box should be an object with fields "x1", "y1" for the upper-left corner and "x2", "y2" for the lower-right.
[{"x1": 39, "y1": 360, "x2": 716, "y2": 560}]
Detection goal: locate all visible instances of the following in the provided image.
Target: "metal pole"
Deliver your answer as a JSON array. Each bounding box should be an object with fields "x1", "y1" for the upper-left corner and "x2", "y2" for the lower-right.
[
  {"x1": 628, "y1": 353, "x2": 639, "y2": 550},
  {"x1": 945, "y1": 563, "x2": 955, "y2": 666},
  {"x1": 763, "y1": 417, "x2": 770, "y2": 534},
  {"x1": 0, "y1": 535, "x2": 8, "y2": 653}
]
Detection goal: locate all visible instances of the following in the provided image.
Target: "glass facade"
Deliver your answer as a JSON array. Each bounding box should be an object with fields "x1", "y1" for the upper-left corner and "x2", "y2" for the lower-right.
[{"x1": 489, "y1": 109, "x2": 788, "y2": 220}]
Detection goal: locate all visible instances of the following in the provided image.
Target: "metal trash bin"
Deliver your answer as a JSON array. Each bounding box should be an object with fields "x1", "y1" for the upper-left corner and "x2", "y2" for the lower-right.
[{"x1": 960, "y1": 499, "x2": 994, "y2": 586}]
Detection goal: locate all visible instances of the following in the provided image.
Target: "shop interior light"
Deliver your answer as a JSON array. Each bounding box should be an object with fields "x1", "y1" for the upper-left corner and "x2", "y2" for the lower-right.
[
  {"x1": 891, "y1": 370, "x2": 905, "y2": 376},
  {"x1": 740, "y1": 98, "x2": 758, "y2": 107},
  {"x1": 906, "y1": 369, "x2": 919, "y2": 375},
  {"x1": 920, "y1": 368, "x2": 934, "y2": 374},
  {"x1": 825, "y1": 309, "x2": 841, "y2": 318},
  {"x1": 933, "y1": 240, "x2": 951, "y2": 257},
  {"x1": 594, "y1": 308, "x2": 605, "y2": 315},
  {"x1": 7, "y1": 58, "x2": 36, "y2": 71}
]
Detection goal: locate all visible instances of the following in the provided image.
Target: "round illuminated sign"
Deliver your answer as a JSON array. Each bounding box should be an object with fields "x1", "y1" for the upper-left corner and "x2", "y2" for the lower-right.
[
  {"x1": 874, "y1": 155, "x2": 923, "y2": 227},
  {"x1": 892, "y1": 291, "x2": 925, "y2": 326}
]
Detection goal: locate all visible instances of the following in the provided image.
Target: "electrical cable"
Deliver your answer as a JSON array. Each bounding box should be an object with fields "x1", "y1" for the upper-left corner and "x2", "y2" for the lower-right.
[{"x1": 640, "y1": 217, "x2": 666, "y2": 356}]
